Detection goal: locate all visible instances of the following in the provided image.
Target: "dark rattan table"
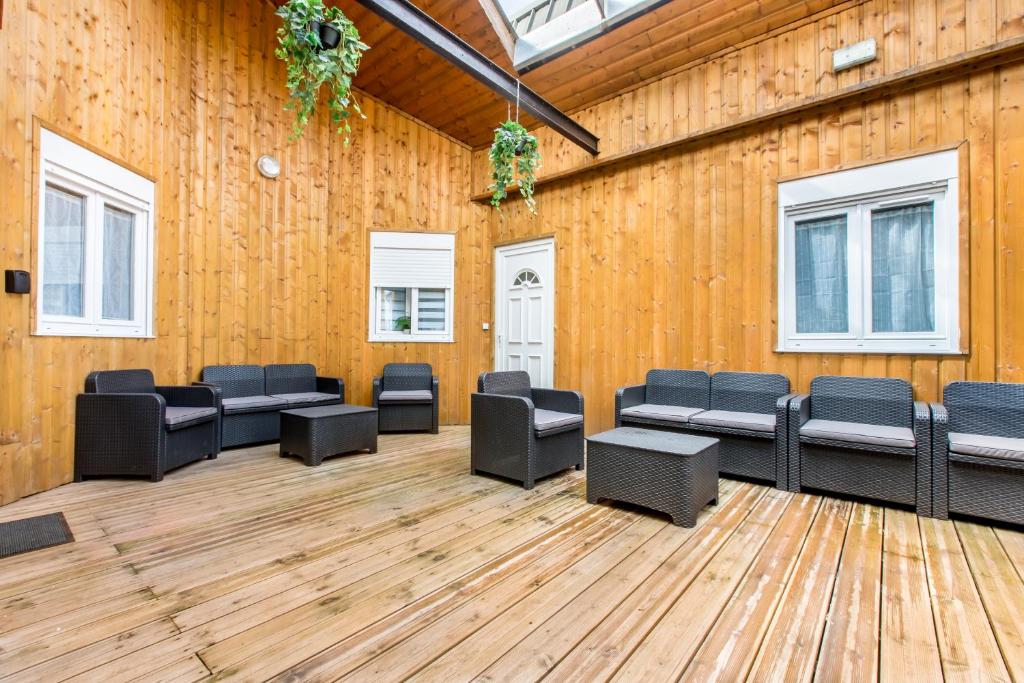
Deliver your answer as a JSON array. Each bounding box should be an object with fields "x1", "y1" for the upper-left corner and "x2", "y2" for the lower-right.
[
  {"x1": 280, "y1": 405, "x2": 378, "y2": 466},
  {"x1": 586, "y1": 427, "x2": 719, "y2": 527}
]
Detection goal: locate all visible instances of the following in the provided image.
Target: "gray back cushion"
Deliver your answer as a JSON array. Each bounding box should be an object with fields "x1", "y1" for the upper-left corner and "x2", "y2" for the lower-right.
[
  {"x1": 945, "y1": 381, "x2": 1024, "y2": 438},
  {"x1": 478, "y1": 371, "x2": 532, "y2": 398},
  {"x1": 811, "y1": 375, "x2": 913, "y2": 428},
  {"x1": 710, "y1": 371, "x2": 789, "y2": 415},
  {"x1": 201, "y1": 365, "x2": 265, "y2": 399},
  {"x1": 645, "y1": 369, "x2": 710, "y2": 409},
  {"x1": 265, "y1": 363, "x2": 317, "y2": 395}
]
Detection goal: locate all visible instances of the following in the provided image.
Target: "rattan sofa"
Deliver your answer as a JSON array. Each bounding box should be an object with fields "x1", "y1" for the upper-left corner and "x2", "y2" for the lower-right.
[
  {"x1": 198, "y1": 363, "x2": 344, "y2": 448},
  {"x1": 788, "y1": 376, "x2": 932, "y2": 515},
  {"x1": 74, "y1": 369, "x2": 220, "y2": 482},
  {"x1": 931, "y1": 381, "x2": 1024, "y2": 525},
  {"x1": 372, "y1": 363, "x2": 439, "y2": 433},
  {"x1": 471, "y1": 371, "x2": 584, "y2": 489},
  {"x1": 615, "y1": 369, "x2": 793, "y2": 488}
]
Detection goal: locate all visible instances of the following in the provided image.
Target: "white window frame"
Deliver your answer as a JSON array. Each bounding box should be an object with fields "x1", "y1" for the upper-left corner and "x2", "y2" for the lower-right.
[
  {"x1": 36, "y1": 129, "x2": 155, "y2": 338},
  {"x1": 777, "y1": 150, "x2": 960, "y2": 354},
  {"x1": 368, "y1": 232, "x2": 455, "y2": 343}
]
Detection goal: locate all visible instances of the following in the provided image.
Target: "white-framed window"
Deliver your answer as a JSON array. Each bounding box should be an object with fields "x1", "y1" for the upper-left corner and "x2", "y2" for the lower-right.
[
  {"x1": 36, "y1": 129, "x2": 155, "y2": 338},
  {"x1": 369, "y1": 232, "x2": 455, "y2": 342},
  {"x1": 777, "y1": 149, "x2": 960, "y2": 354}
]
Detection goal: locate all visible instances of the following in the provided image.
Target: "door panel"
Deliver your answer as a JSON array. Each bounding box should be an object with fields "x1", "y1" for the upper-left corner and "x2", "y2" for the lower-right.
[{"x1": 495, "y1": 240, "x2": 554, "y2": 388}]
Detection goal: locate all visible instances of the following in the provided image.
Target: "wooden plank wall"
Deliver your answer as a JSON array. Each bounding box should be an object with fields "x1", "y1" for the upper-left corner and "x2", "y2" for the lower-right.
[
  {"x1": 472, "y1": 0, "x2": 1024, "y2": 434},
  {"x1": 0, "y1": 0, "x2": 488, "y2": 506}
]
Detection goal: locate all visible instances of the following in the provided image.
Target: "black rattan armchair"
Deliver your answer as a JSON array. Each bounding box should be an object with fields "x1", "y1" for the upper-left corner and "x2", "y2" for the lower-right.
[
  {"x1": 372, "y1": 363, "x2": 439, "y2": 433},
  {"x1": 932, "y1": 381, "x2": 1024, "y2": 525},
  {"x1": 615, "y1": 369, "x2": 711, "y2": 428},
  {"x1": 74, "y1": 369, "x2": 220, "y2": 482},
  {"x1": 471, "y1": 371, "x2": 584, "y2": 489},
  {"x1": 788, "y1": 376, "x2": 931, "y2": 515}
]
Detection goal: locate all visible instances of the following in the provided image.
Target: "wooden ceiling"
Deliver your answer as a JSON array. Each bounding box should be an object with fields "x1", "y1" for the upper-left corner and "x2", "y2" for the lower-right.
[{"x1": 317, "y1": 0, "x2": 851, "y2": 147}]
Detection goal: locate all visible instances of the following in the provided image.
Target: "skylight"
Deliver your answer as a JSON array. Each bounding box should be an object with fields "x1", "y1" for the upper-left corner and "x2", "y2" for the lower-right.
[{"x1": 494, "y1": 0, "x2": 664, "y2": 71}]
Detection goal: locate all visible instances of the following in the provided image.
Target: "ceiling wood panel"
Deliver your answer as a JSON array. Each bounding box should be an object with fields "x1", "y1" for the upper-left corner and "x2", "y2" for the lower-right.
[{"x1": 309, "y1": 0, "x2": 854, "y2": 146}]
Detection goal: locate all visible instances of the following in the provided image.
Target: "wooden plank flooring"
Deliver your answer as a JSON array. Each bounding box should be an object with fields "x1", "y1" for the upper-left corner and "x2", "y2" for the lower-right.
[{"x1": 1, "y1": 426, "x2": 1022, "y2": 682}]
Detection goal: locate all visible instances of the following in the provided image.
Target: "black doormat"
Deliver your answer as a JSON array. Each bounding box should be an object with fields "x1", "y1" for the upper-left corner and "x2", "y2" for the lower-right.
[{"x1": 0, "y1": 512, "x2": 74, "y2": 559}]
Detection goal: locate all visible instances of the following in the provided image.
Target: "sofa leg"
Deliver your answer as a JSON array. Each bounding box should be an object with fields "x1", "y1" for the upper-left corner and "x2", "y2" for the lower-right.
[
  {"x1": 150, "y1": 472, "x2": 164, "y2": 483},
  {"x1": 74, "y1": 472, "x2": 83, "y2": 483},
  {"x1": 523, "y1": 479, "x2": 535, "y2": 490},
  {"x1": 575, "y1": 463, "x2": 584, "y2": 471}
]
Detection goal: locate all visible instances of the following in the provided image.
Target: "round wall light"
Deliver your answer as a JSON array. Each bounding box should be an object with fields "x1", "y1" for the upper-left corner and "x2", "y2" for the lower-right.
[{"x1": 257, "y1": 155, "x2": 281, "y2": 179}]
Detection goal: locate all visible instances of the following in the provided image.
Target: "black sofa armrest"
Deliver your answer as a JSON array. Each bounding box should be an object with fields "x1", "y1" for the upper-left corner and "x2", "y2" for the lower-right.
[
  {"x1": 532, "y1": 388, "x2": 583, "y2": 415},
  {"x1": 372, "y1": 377, "x2": 382, "y2": 407},
  {"x1": 471, "y1": 392, "x2": 534, "y2": 477},
  {"x1": 74, "y1": 393, "x2": 167, "y2": 481},
  {"x1": 157, "y1": 385, "x2": 219, "y2": 408},
  {"x1": 913, "y1": 401, "x2": 933, "y2": 517},
  {"x1": 930, "y1": 402, "x2": 949, "y2": 519},
  {"x1": 773, "y1": 392, "x2": 800, "y2": 490},
  {"x1": 786, "y1": 393, "x2": 811, "y2": 492},
  {"x1": 615, "y1": 384, "x2": 646, "y2": 427},
  {"x1": 317, "y1": 376, "x2": 345, "y2": 402}
]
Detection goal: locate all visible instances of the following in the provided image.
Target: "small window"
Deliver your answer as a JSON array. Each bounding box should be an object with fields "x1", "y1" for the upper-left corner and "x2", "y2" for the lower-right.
[
  {"x1": 777, "y1": 150, "x2": 960, "y2": 354},
  {"x1": 369, "y1": 232, "x2": 454, "y2": 342},
  {"x1": 36, "y1": 129, "x2": 155, "y2": 337},
  {"x1": 512, "y1": 269, "x2": 541, "y2": 287}
]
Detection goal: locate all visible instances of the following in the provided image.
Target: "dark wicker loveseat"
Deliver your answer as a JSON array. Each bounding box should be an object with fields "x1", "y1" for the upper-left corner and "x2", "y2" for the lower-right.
[
  {"x1": 615, "y1": 369, "x2": 793, "y2": 488},
  {"x1": 74, "y1": 369, "x2": 220, "y2": 482},
  {"x1": 373, "y1": 363, "x2": 439, "y2": 433},
  {"x1": 198, "y1": 363, "x2": 344, "y2": 448},
  {"x1": 788, "y1": 376, "x2": 932, "y2": 515},
  {"x1": 931, "y1": 381, "x2": 1024, "y2": 525},
  {"x1": 471, "y1": 371, "x2": 584, "y2": 489}
]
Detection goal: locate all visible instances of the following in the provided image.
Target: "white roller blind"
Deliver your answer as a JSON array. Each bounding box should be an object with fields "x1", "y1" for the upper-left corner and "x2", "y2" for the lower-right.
[{"x1": 370, "y1": 232, "x2": 454, "y2": 289}]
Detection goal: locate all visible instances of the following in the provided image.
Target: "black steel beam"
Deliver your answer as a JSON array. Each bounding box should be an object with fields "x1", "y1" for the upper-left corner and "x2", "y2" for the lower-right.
[{"x1": 352, "y1": 0, "x2": 600, "y2": 155}]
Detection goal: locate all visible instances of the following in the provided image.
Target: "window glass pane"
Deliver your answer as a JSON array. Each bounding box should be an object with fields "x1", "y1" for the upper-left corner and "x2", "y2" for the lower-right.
[
  {"x1": 871, "y1": 203, "x2": 935, "y2": 333},
  {"x1": 378, "y1": 287, "x2": 410, "y2": 333},
  {"x1": 103, "y1": 206, "x2": 135, "y2": 321},
  {"x1": 416, "y1": 289, "x2": 447, "y2": 332},
  {"x1": 42, "y1": 185, "x2": 86, "y2": 317},
  {"x1": 794, "y1": 215, "x2": 849, "y2": 333}
]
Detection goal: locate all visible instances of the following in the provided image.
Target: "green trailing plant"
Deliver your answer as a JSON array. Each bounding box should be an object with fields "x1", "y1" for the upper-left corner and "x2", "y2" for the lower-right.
[
  {"x1": 275, "y1": 0, "x2": 368, "y2": 143},
  {"x1": 394, "y1": 315, "x2": 411, "y2": 332},
  {"x1": 489, "y1": 120, "x2": 541, "y2": 213}
]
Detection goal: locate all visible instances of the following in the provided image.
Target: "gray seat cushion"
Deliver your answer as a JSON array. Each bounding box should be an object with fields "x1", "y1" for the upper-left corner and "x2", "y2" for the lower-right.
[
  {"x1": 620, "y1": 404, "x2": 703, "y2": 424},
  {"x1": 949, "y1": 432, "x2": 1024, "y2": 463},
  {"x1": 164, "y1": 406, "x2": 218, "y2": 429},
  {"x1": 269, "y1": 392, "x2": 341, "y2": 406},
  {"x1": 378, "y1": 389, "x2": 434, "y2": 403},
  {"x1": 801, "y1": 419, "x2": 915, "y2": 449},
  {"x1": 690, "y1": 409, "x2": 775, "y2": 433},
  {"x1": 535, "y1": 409, "x2": 583, "y2": 432},
  {"x1": 222, "y1": 395, "x2": 287, "y2": 414}
]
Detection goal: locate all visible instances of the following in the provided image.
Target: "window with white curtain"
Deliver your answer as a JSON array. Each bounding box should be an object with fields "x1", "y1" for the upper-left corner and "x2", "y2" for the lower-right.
[
  {"x1": 777, "y1": 149, "x2": 960, "y2": 354},
  {"x1": 36, "y1": 129, "x2": 155, "y2": 337},
  {"x1": 369, "y1": 232, "x2": 455, "y2": 342}
]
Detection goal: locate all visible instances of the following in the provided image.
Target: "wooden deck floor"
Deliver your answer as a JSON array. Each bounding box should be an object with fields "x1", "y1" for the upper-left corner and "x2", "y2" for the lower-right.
[{"x1": 1, "y1": 426, "x2": 1023, "y2": 682}]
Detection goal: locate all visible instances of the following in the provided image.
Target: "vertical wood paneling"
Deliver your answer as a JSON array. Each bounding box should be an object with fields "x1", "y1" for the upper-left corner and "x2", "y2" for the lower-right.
[
  {"x1": 472, "y1": 0, "x2": 1024, "y2": 434},
  {"x1": 0, "y1": 0, "x2": 487, "y2": 506}
]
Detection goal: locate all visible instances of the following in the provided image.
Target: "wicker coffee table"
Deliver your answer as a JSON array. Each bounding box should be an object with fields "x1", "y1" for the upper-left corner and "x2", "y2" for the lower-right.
[
  {"x1": 586, "y1": 427, "x2": 719, "y2": 527},
  {"x1": 280, "y1": 405, "x2": 378, "y2": 466}
]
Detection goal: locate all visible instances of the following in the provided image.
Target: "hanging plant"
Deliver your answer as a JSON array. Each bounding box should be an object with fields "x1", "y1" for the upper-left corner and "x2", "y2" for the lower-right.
[
  {"x1": 275, "y1": 0, "x2": 369, "y2": 143},
  {"x1": 489, "y1": 120, "x2": 541, "y2": 214}
]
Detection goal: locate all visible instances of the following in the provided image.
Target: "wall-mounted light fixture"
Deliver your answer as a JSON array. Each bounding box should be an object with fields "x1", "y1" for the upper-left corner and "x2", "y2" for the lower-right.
[{"x1": 257, "y1": 155, "x2": 281, "y2": 179}]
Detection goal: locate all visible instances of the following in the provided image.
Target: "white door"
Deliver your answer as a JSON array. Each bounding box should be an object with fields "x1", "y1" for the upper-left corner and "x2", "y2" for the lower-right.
[{"x1": 495, "y1": 238, "x2": 555, "y2": 388}]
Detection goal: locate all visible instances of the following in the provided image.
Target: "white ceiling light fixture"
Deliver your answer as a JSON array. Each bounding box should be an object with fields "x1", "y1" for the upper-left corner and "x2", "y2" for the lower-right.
[{"x1": 257, "y1": 155, "x2": 281, "y2": 179}]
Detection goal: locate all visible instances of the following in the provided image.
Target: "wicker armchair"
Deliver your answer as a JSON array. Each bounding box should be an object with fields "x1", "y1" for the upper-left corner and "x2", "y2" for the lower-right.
[
  {"x1": 198, "y1": 364, "x2": 344, "y2": 448},
  {"x1": 615, "y1": 369, "x2": 711, "y2": 429},
  {"x1": 372, "y1": 363, "x2": 439, "y2": 433},
  {"x1": 74, "y1": 369, "x2": 220, "y2": 482},
  {"x1": 471, "y1": 371, "x2": 584, "y2": 489},
  {"x1": 788, "y1": 376, "x2": 931, "y2": 515},
  {"x1": 932, "y1": 381, "x2": 1024, "y2": 525}
]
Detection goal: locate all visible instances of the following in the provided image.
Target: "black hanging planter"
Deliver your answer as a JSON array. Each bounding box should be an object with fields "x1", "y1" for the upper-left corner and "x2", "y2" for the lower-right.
[
  {"x1": 317, "y1": 21, "x2": 342, "y2": 50},
  {"x1": 514, "y1": 139, "x2": 527, "y2": 157}
]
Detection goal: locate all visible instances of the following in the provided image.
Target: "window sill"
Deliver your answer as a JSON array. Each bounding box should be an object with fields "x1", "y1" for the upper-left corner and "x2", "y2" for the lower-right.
[
  {"x1": 369, "y1": 335, "x2": 454, "y2": 344},
  {"x1": 776, "y1": 345, "x2": 964, "y2": 355}
]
